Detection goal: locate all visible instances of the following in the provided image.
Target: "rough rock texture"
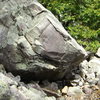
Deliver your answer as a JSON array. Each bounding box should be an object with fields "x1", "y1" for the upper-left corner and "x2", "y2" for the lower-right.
[
  {"x1": 0, "y1": 72, "x2": 56, "y2": 100},
  {"x1": 0, "y1": 0, "x2": 87, "y2": 80},
  {"x1": 89, "y1": 57, "x2": 100, "y2": 78},
  {"x1": 96, "y1": 48, "x2": 100, "y2": 57},
  {"x1": 79, "y1": 57, "x2": 100, "y2": 85},
  {"x1": 0, "y1": 64, "x2": 5, "y2": 72},
  {"x1": 69, "y1": 50, "x2": 100, "y2": 87},
  {"x1": 67, "y1": 87, "x2": 83, "y2": 96}
]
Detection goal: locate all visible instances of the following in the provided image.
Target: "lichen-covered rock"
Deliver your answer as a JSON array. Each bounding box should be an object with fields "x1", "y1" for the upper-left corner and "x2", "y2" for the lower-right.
[
  {"x1": 0, "y1": 72, "x2": 56, "y2": 100},
  {"x1": 0, "y1": 0, "x2": 87, "y2": 80},
  {"x1": 0, "y1": 64, "x2": 5, "y2": 72}
]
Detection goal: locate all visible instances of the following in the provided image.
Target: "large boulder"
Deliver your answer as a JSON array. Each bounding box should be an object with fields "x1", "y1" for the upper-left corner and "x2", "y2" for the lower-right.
[{"x1": 0, "y1": 0, "x2": 87, "y2": 80}]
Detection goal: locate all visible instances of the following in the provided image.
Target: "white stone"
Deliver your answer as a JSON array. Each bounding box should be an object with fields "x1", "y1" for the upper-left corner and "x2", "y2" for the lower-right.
[
  {"x1": 89, "y1": 57, "x2": 100, "y2": 76},
  {"x1": 17, "y1": 36, "x2": 35, "y2": 56},
  {"x1": 67, "y1": 87, "x2": 83, "y2": 96},
  {"x1": 80, "y1": 60, "x2": 89, "y2": 70},
  {"x1": 34, "y1": 40, "x2": 42, "y2": 46},
  {"x1": 62, "y1": 86, "x2": 68, "y2": 94},
  {"x1": 79, "y1": 81, "x2": 83, "y2": 86},
  {"x1": 96, "y1": 48, "x2": 100, "y2": 57}
]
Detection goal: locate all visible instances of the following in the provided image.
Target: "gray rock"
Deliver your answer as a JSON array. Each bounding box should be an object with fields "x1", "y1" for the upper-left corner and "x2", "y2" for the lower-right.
[
  {"x1": 71, "y1": 78, "x2": 84, "y2": 86},
  {"x1": 79, "y1": 60, "x2": 89, "y2": 79},
  {"x1": 97, "y1": 78, "x2": 100, "y2": 88},
  {"x1": 67, "y1": 87, "x2": 83, "y2": 96},
  {"x1": 89, "y1": 57, "x2": 100, "y2": 78},
  {"x1": 45, "y1": 82, "x2": 58, "y2": 92},
  {"x1": 61, "y1": 86, "x2": 68, "y2": 94},
  {"x1": 0, "y1": 0, "x2": 87, "y2": 80},
  {"x1": 57, "y1": 96, "x2": 66, "y2": 100},
  {"x1": 80, "y1": 60, "x2": 89, "y2": 71},
  {"x1": 0, "y1": 72, "x2": 56, "y2": 100},
  {"x1": 79, "y1": 56, "x2": 100, "y2": 86},
  {"x1": 0, "y1": 64, "x2": 5, "y2": 72},
  {"x1": 96, "y1": 48, "x2": 100, "y2": 57},
  {"x1": 83, "y1": 86, "x2": 92, "y2": 95}
]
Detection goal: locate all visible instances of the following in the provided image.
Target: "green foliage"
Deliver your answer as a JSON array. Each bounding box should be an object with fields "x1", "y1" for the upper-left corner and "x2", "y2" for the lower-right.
[
  {"x1": 68, "y1": 24, "x2": 100, "y2": 52},
  {"x1": 39, "y1": 0, "x2": 100, "y2": 52}
]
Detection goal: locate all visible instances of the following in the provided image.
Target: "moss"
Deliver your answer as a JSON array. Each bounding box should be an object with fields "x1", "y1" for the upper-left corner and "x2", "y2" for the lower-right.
[
  {"x1": 16, "y1": 63, "x2": 28, "y2": 70},
  {"x1": 0, "y1": 81, "x2": 11, "y2": 100}
]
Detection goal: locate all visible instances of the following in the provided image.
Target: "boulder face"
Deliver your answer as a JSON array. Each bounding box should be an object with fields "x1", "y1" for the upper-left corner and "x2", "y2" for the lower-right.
[{"x1": 0, "y1": 0, "x2": 87, "y2": 80}]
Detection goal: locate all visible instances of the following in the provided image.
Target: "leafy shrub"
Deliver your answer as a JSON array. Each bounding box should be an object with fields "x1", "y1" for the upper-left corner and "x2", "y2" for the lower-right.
[{"x1": 39, "y1": 0, "x2": 100, "y2": 52}]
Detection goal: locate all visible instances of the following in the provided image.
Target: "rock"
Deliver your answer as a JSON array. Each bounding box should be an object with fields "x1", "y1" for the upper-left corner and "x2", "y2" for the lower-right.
[
  {"x1": 0, "y1": 64, "x2": 5, "y2": 72},
  {"x1": 97, "y1": 77, "x2": 100, "y2": 88},
  {"x1": 40, "y1": 81, "x2": 61, "y2": 97},
  {"x1": 0, "y1": 0, "x2": 87, "y2": 80},
  {"x1": 44, "y1": 97, "x2": 56, "y2": 100},
  {"x1": 46, "y1": 82, "x2": 59, "y2": 91},
  {"x1": 57, "y1": 96, "x2": 67, "y2": 100},
  {"x1": 71, "y1": 74, "x2": 84, "y2": 86},
  {"x1": 80, "y1": 57, "x2": 100, "y2": 85},
  {"x1": 66, "y1": 96, "x2": 84, "y2": 100},
  {"x1": 0, "y1": 80, "x2": 10, "y2": 100},
  {"x1": 87, "y1": 77, "x2": 99, "y2": 85},
  {"x1": 96, "y1": 48, "x2": 100, "y2": 57},
  {"x1": 79, "y1": 60, "x2": 89, "y2": 79},
  {"x1": 79, "y1": 81, "x2": 84, "y2": 86},
  {"x1": 0, "y1": 72, "x2": 56, "y2": 100},
  {"x1": 41, "y1": 81, "x2": 59, "y2": 92},
  {"x1": 89, "y1": 57, "x2": 100, "y2": 78},
  {"x1": 83, "y1": 85, "x2": 92, "y2": 94},
  {"x1": 67, "y1": 87, "x2": 83, "y2": 96},
  {"x1": 80, "y1": 60, "x2": 89, "y2": 71},
  {"x1": 61, "y1": 86, "x2": 68, "y2": 94},
  {"x1": 42, "y1": 88, "x2": 61, "y2": 98}
]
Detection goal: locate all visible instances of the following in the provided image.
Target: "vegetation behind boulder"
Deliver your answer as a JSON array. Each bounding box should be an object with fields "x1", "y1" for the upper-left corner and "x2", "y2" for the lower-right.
[{"x1": 39, "y1": 0, "x2": 100, "y2": 52}]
